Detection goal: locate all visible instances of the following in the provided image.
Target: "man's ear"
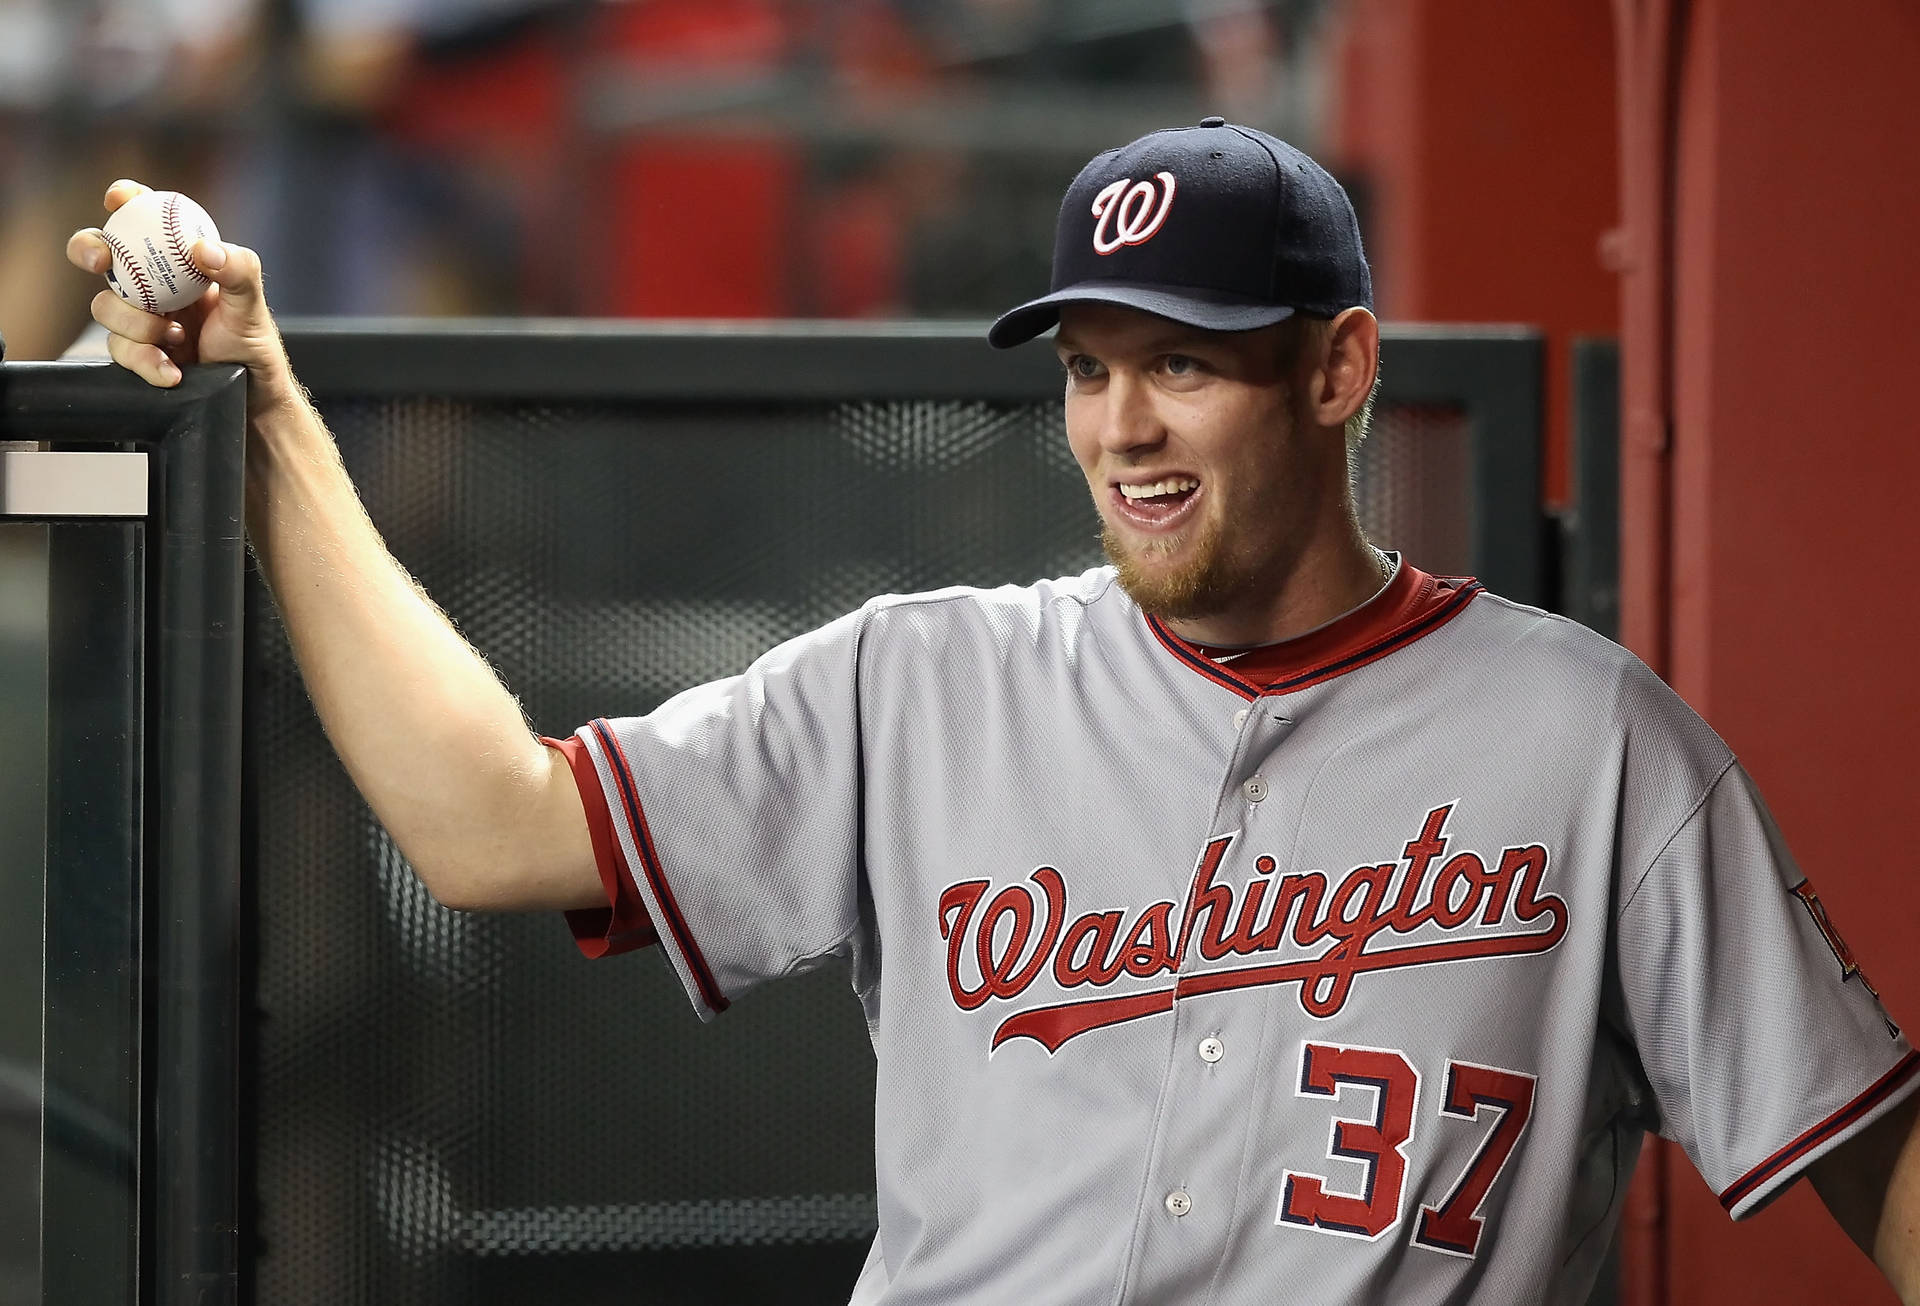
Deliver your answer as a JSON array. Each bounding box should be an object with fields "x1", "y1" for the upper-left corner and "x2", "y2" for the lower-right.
[{"x1": 1304, "y1": 307, "x2": 1380, "y2": 432}]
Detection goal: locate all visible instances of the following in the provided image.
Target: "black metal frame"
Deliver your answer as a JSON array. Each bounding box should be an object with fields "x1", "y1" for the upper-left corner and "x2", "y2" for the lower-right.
[
  {"x1": 0, "y1": 361, "x2": 248, "y2": 1306},
  {"x1": 1372, "y1": 326, "x2": 1546, "y2": 607},
  {"x1": 1565, "y1": 336, "x2": 1621, "y2": 639},
  {"x1": 278, "y1": 319, "x2": 1548, "y2": 605},
  {"x1": 277, "y1": 317, "x2": 1067, "y2": 400}
]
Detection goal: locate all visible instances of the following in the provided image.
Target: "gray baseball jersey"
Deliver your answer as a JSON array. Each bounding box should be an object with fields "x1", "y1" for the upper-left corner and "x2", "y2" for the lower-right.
[{"x1": 552, "y1": 557, "x2": 1915, "y2": 1305}]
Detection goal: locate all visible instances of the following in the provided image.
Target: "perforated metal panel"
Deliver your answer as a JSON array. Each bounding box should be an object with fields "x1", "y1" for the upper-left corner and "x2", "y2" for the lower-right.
[
  {"x1": 250, "y1": 395, "x2": 1093, "y2": 1306},
  {"x1": 249, "y1": 382, "x2": 1496, "y2": 1306},
  {"x1": 1354, "y1": 403, "x2": 1474, "y2": 578}
]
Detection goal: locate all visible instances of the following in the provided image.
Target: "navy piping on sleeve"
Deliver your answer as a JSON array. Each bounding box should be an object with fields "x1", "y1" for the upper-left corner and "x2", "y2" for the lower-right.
[{"x1": 1719, "y1": 1049, "x2": 1920, "y2": 1213}]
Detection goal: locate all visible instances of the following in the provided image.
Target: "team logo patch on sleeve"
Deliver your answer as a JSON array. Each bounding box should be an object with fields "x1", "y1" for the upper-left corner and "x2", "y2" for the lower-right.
[{"x1": 1791, "y1": 879, "x2": 1899, "y2": 1039}]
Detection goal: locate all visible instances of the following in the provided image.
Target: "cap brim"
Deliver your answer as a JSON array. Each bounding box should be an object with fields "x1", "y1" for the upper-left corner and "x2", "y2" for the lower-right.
[{"x1": 986, "y1": 282, "x2": 1298, "y2": 349}]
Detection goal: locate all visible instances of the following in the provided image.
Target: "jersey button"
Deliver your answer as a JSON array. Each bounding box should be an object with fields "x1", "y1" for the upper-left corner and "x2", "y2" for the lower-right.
[
  {"x1": 1242, "y1": 776, "x2": 1268, "y2": 803},
  {"x1": 1165, "y1": 1189, "x2": 1193, "y2": 1217},
  {"x1": 1233, "y1": 707, "x2": 1249, "y2": 728},
  {"x1": 1198, "y1": 1037, "x2": 1224, "y2": 1063}
]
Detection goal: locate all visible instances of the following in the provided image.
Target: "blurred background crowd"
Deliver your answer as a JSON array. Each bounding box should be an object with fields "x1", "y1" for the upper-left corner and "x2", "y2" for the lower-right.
[{"x1": 0, "y1": 0, "x2": 1341, "y2": 357}]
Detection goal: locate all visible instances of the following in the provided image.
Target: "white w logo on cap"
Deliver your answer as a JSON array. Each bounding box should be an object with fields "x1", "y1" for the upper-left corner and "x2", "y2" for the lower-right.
[{"x1": 1090, "y1": 172, "x2": 1177, "y2": 255}]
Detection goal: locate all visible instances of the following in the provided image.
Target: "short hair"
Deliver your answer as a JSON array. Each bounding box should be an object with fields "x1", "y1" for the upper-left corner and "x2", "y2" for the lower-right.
[{"x1": 1347, "y1": 367, "x2": 1381, "y2": 451}]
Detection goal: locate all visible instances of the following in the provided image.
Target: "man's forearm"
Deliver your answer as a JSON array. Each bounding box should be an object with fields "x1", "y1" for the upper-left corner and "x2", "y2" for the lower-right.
[
  {"x1": 64, "y1": 186, "x2": 597, "y2": 910},
  {"x1": 1873, "y1": 1096, "x2": 1920, "y2": 1303},
  {"x1": 243, "y1": 375, "x2": 595, "y2": 910}
]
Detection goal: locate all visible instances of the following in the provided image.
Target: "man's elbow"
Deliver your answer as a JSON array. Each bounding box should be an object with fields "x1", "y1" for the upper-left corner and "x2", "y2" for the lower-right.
[
  {"x1": 396, "y1": 747, "x2": 599, "y2": 913},
  {"x1": 389, "y1": 805, "x2": 552, "y2": 912},
  {"x1": 406, "y1": 842, "x2": 524, "y2": 914},
  {"x1": 404, "y1": 814, "x2": 601, "y2": 915}
]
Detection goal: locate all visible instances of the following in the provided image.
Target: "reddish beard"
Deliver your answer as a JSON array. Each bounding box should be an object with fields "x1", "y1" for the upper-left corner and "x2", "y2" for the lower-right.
[{"x1": 1100, "y1": 511, "x2": 1253, "y2": 621}]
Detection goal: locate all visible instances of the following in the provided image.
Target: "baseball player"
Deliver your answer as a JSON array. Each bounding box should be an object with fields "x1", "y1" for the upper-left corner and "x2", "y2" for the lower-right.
[{"x1": 68, "y1": 118, "x2": 1920, "y2": 1304}]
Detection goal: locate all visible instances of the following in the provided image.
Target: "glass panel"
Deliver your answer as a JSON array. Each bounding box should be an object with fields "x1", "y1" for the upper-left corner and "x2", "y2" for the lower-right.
[
  {"x1": 0, "y1": 524, "x2": 50, "y2": 1306},
  {"x1": 40, "y1": 522, "x2": 143, "y2": 1306}
]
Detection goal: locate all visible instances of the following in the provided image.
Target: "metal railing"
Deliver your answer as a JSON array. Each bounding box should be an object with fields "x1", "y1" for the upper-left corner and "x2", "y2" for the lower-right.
[{"x1": 0, "y1": 361, "x2": 247, "y2": 1306}]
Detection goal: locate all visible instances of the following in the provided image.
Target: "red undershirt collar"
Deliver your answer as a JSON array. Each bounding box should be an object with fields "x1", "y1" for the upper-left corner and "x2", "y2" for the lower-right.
[{"x1": 1143, "y1": 559, "x2": 1484, "y2": 700}]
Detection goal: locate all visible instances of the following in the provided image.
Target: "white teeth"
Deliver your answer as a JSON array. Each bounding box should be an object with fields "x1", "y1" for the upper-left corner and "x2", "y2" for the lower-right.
[{"x1": 1119, "y1": 477, "x2": 1199, "y2": 500}]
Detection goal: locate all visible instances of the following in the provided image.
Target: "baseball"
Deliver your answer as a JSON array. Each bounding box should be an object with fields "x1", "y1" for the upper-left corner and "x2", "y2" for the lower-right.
[{"x1": 100, "y1": 189, "x2": 220, "y2": 315}]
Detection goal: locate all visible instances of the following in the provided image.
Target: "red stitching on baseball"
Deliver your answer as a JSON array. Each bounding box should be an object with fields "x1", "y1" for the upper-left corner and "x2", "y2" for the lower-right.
[
  {"x1": 161, "y1": 195, "x2": 212, "y2": 286},
  {"x1": 103, "y1": 232, "x2": 159, "y2": 314}
]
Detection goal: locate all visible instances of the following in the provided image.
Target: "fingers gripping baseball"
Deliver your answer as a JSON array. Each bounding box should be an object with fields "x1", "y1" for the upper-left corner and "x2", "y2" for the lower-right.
[
  {"x1": 190, "y1": 238, "x2": 266, "y2": 310},
  {"x1": 178, "y1": 238, "x2": 288, "y2": 384},
  {"x1": 68, "y1": 179, "x2": 289, "y2": 389},
  {"x1": 104, "y1": 321, "x2": 184, "y2": 388}
]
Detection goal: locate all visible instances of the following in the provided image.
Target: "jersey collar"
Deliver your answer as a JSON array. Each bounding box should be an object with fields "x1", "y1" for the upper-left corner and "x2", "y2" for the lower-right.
[{"x1": 1143, "y1": 558, "x2": 1483, "y2": 700}]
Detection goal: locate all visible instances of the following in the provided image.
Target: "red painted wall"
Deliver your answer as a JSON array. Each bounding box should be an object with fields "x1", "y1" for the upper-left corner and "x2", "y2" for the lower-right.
[
  {"x1": 1343, "y1": 1, "x2": 1920, "y2": 1301},
  {"x1": 1329, "y1": 0, "x2": 1619, "y2": 507},
  {"x1": 1657, "y1": 2, "x2": 1920, "y2": 1300}
]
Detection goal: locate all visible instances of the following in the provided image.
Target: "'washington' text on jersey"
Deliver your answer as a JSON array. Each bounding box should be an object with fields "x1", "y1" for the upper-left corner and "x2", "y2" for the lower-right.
[{"x1": 938, "y1": 802, "x2": 1569, "y2": 1053}]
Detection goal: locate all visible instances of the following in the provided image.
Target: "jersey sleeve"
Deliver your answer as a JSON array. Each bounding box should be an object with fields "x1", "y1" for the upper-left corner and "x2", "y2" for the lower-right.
[
  {"x1": 548, "y1": 733, "x2": 660, "y2": 959},
  {"x1": 1616, "y1": 760, "x2": 1918, "y2": 1218},
  {"x1": 557, "y1": 607, "x2": 874, "y2": 1019}
]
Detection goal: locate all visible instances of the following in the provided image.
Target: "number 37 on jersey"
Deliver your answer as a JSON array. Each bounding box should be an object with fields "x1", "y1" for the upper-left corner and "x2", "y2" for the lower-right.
[{"x1": 1279, "y1": 1041, "x2": 1536, "y2": 1260}]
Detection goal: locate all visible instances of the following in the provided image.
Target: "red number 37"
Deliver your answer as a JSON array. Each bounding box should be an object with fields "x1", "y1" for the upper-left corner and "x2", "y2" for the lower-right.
[{"x1": 1278, "y1": 1042, "x2": 1536, "y2": 1259}]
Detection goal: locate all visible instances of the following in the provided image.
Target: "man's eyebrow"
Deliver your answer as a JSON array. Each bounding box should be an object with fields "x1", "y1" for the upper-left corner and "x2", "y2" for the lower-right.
[
  {"x1": 1055, "y1": 328, "x2": 1215, "y2": 355},
  {"x1": 1147, "y1": 335, "x2": 1212, "y2": 354}
]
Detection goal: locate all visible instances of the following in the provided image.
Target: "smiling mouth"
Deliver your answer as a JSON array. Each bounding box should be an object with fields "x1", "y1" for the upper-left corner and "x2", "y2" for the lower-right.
[{"x1": 1111, "y1": 476, "x2": 1201, "y2": 529}]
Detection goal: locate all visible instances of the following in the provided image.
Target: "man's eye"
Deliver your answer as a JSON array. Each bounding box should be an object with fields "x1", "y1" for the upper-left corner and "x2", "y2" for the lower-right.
[
  {"x1": 1065, "y1": 355, "x2": 1104, "y2": 380},
  {"x1": 1163, "y1": 354, "x2": 1199, "y2": 376}
]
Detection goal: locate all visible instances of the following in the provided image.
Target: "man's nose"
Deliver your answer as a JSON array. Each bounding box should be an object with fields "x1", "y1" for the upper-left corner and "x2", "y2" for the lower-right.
[{"x1": 1098, "y1": 370, "x2": 1164, "y2": 456}]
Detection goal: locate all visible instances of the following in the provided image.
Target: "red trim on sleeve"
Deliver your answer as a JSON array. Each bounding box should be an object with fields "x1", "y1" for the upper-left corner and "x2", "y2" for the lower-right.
[
  {"x1": 543, "y1": 735, "x2": 659, "y2": 959},
  {"x1": 586, "y1": 720, "x2": 731, "y2": 1014},
  {"x1": 1718, "y1": 1049, "x2": 1920, "y2": 1213}
]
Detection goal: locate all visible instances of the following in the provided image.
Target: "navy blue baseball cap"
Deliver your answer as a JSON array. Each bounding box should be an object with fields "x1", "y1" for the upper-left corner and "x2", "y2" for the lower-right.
[{"x1": 988, "y1": 117, "x2": 1373, "y2": 348}]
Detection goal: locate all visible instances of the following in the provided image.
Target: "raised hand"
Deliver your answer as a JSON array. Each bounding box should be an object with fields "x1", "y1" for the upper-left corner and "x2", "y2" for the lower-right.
[{"x1": 67, "y1": 179, "x2": 290, "y2": 391}]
